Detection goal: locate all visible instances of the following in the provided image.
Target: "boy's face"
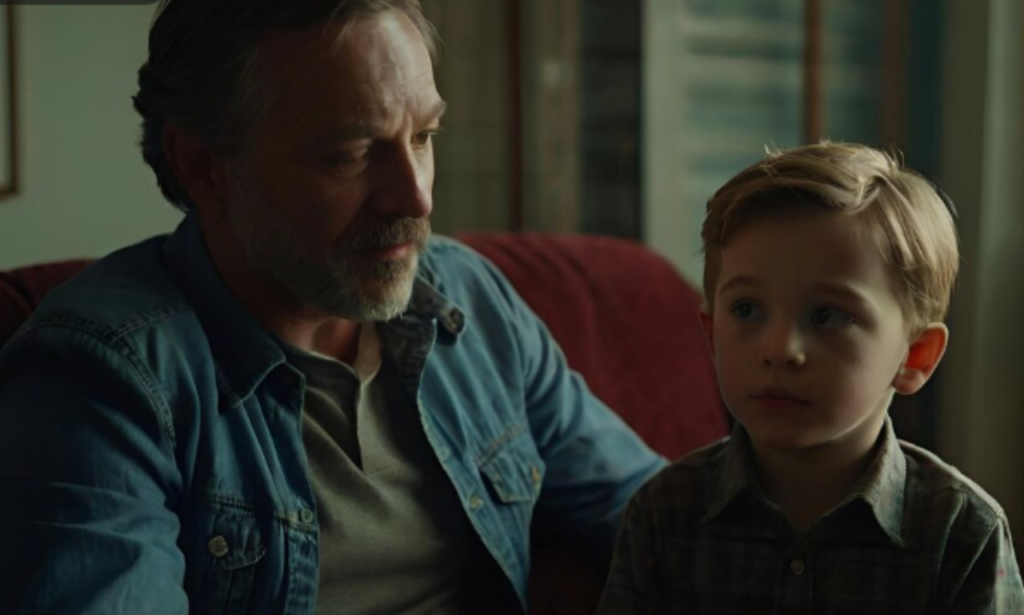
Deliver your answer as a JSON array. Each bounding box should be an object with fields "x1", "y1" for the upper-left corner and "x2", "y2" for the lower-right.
[{"x1": 704, "y1": 212, "x2": 919, "y2": 457}]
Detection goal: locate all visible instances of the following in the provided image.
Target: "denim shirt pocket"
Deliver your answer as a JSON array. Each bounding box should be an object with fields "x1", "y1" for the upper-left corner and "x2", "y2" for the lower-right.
[
  {"x1": 188, "y1": 505, "x2": 268, "y2": 615},
  {"x1": 479, "y1": 430, "x2": 546, "y2": 513}
]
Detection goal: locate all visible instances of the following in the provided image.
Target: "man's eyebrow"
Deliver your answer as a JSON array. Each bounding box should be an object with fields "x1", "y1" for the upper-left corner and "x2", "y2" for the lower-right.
[
  {"x1": 315, "y1": 100, "x2": 448, "y2": 145},
  {"x1": 424, "y1": 99, "x2": 448, "y2": 124},
  {"x1": 317, "y1": 121, "x2": 380, "y2": 144}
]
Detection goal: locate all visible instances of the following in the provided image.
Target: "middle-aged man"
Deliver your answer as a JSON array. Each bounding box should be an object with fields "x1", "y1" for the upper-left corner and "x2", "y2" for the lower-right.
[{"x1": 0, "y1": 1, "x2": 666, "y2": 614}]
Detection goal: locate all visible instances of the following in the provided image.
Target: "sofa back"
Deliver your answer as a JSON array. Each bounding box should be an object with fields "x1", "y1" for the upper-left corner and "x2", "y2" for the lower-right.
[{"x1": 458, "y1": 232, "x2": 727, "y2": 460}]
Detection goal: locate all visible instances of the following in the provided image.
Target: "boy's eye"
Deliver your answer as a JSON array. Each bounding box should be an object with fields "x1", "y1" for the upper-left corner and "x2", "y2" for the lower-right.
[
  {"x1": 809, "y1": 307, "x2": 855, "y2": 328},
  {"x1": 729, "y1": 301, "x2": 765, "y2": 321}
]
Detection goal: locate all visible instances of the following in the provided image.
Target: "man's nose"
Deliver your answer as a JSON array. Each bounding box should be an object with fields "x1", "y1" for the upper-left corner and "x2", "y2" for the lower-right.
[
  {"x1": 372, "y1": 146, "x2": 433, "y2": 219},
  {"x1": 760, "y1": 321, "x2": 807, "y2": 367}
]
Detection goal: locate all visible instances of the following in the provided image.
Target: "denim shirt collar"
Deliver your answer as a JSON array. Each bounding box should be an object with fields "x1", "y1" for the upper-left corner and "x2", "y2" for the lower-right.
[
  {"x1": 162, "y1": 214, "x2": 467, "y2": 407},
  {"x1": 704, "y1": 416, "x2": 907, "y2": 547}
]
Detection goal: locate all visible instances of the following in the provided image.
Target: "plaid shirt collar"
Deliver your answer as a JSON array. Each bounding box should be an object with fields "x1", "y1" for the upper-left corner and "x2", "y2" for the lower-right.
[{"x1": 703, "y1": 416, "x2": 908, "y2": 547}]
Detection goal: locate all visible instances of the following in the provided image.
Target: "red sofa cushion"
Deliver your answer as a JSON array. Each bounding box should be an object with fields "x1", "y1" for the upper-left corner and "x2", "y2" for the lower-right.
[
  {"x1": 0, "y1": 259, "x2": 94, "y2": 347},
  {"x1": 457, "y1": 232, "x2": 726, "y2": 461}
]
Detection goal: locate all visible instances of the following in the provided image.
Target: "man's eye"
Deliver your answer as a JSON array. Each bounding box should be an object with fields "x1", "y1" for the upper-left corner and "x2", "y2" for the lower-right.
[
  {"x1": 327, "y1": 149, "x2": 369, "y2": 165},
  {"x1": 413, "y1": 127, "x2": 442, "y2": 147},
  {"x1": 729, "y1": 301, "x2": 764, "y2": 321},
  {"x1": 809, "y1": 307, "x2": 855, "y2": 328}
]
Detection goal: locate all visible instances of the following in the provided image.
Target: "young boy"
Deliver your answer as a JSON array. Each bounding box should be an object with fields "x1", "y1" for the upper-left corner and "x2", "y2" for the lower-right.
[{"x1": 599, "y1": 142, "x2": 1024, "y2": 614}]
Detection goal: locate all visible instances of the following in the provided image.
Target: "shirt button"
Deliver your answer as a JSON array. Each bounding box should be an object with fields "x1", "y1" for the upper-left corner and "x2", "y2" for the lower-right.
[
  {"x1": 300, "y1": 508, "x2": 315, "y2": 524},
  {"x1": 790, "y1": 559, "x2": 806, "y2": 576},
  {"x1": 530, "y1": 465, "x2": 541, "y2": 484},
  {"x1": 469, "y1": 495, "x2": 484, "y2": 510},
  {"x1": 444, "y1": 311, "x2": 465, "y2": 333},
  {"x1": 208, "y1": 536, "x2": 230, "y2": 558}
]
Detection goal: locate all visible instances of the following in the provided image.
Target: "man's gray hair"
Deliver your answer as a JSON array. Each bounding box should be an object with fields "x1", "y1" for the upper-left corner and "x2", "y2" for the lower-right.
[{"x1": 133, "y1": 0, "x2": 441, "y2": 212}]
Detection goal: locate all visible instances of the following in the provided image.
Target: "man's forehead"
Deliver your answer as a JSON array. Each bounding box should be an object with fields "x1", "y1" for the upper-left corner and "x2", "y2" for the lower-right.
[
  {"x1": 260, "y1": 18, "x2": 436, "y2": 95},
  {"x1": 322, "y1": 78, "x2": 444, "y2": 127},
  {"x1": 259, "y1": 13, "x2": 431, "y2": 74},
  {"x1": 255, "y1": 13, "x2": 441, "y2": 130}
]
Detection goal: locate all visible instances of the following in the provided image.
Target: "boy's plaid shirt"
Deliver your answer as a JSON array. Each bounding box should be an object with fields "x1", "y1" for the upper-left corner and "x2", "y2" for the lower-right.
[{"x1": 599, "y1": 418, "x2": 1024, "y2": 614}]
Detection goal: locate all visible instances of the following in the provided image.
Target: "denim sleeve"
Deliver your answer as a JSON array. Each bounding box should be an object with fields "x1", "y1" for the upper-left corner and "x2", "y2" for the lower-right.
[
  {"x1": 0, "y1": 324, "x2": 187, "y2": 615},
  {"x1": 471, "y1": 255, "x2": 668, "y2": 565},
  {"x1": 950, "y1": 515, "x2": 1024, "y2": 614}
]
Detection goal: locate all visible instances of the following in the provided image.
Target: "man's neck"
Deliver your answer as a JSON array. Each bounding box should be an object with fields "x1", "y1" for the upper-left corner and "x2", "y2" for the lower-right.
[{"x1": 751, "y1": 417, "x2": 886, "y2": 533}]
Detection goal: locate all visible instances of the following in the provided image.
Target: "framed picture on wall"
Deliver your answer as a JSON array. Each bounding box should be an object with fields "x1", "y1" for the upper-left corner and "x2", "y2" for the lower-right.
[{"x1": 0, "y1": 4, "x2": 17, "y2": 200}]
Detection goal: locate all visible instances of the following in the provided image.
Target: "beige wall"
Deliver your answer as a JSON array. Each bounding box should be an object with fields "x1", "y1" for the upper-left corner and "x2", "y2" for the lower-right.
[{"x1": 0, "y1": 5, "x2": 182, "y2": 270}]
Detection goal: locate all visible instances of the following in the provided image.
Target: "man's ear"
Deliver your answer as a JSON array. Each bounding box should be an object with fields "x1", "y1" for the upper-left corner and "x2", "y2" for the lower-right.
[
  {"x1": 699, "y1": 308, "x2": 715, "y2": 356},
  {"x1": 892, "y1": 323, "x2": 949, "y2": 395},
  {"x1": 162, "y1": 122, "x2": 232, "y2": 217}
]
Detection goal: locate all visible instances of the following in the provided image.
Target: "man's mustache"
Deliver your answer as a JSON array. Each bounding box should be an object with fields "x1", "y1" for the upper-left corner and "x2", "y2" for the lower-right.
[{"x1": 346, "y1": 217, "x2": 430, "y2": 252}]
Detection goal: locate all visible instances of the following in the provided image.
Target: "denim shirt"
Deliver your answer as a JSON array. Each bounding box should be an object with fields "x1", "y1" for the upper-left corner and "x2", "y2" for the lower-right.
[{"x1": 0, "y1": 215, "x2": 665, "y2": 615}]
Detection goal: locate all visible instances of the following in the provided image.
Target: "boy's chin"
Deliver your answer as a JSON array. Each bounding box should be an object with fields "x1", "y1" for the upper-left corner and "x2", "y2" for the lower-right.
[{"x1": 741, "y1": 423, "x2": 834, "y2": 454}]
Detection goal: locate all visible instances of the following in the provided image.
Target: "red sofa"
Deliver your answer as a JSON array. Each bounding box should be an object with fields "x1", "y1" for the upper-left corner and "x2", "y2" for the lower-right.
[{"x1": 0, "y1": 232, "x2": 728, "y2": 614}]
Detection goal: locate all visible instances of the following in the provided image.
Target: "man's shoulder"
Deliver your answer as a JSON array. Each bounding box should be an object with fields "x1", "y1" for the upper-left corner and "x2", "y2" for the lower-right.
[
  {"x1": 419, "y1": 235, "x2": 517, "y2": 306},
  {"x1": 421, "y1": 235, "x2": 497, "y2": 279},
  {"x1": 9, "y1": 235, "x2": 196, "y2": 351},
  {"x1": 900, "y1": 439, "x2": 1008, "y2": 534}
]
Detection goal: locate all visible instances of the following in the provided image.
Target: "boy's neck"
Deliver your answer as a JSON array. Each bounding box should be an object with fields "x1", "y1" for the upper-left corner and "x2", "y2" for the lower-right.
[{"x1": 750, "y1": 417, "x2": 886, "y2": 533}]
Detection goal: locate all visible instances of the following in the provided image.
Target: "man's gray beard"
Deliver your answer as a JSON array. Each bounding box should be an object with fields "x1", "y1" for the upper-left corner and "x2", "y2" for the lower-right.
[{"x1": 228, "y1": 180, "x2": 429, "y2": 322}]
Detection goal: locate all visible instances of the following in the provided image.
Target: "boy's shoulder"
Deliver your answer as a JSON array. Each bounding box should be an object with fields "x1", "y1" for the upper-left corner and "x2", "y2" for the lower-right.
[
  {"x1": 630, "y1": 436, "x2": 734, "y2": 515},
  {"x1": 631, "y1": 434, "x2": 1009, "y2": 531},
  {"x1": 899, "y1": 439, "x2": 1008, "y2": 529}
]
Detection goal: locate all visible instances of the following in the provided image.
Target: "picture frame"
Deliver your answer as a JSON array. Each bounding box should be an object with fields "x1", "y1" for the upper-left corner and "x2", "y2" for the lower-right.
[{"x1": 0, "y1": 4, "x2": 18, "y2": 200}]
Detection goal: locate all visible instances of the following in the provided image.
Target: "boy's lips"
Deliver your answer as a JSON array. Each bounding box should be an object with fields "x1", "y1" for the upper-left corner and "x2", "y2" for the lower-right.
[{"x1": 751, "y1": 387, "x2": 809, "y2": 410}]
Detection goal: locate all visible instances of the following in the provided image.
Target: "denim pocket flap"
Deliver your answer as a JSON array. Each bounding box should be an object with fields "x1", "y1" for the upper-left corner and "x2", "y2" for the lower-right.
[
  {"x1": 480, "y1": 437, "x2": 545, "y2": 504},
  {"x1": 208, "y1": 511, "x2": 267, "y2": 572}
]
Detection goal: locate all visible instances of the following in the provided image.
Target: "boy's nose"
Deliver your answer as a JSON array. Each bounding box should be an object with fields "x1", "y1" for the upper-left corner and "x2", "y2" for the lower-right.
[{"x1": 760, "y1": 325, "x2": 807, "y2": 367}]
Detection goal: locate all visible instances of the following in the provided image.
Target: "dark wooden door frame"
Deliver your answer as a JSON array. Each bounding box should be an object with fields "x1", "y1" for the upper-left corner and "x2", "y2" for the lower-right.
[{"x1": 803, "y1": 0, "x2": 823, "y2": 144}]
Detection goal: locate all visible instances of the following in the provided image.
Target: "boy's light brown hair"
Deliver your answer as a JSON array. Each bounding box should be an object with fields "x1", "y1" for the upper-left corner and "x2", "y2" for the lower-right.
[{"x1": 701, "y1": 142, "x2": 960, "y2": 336}]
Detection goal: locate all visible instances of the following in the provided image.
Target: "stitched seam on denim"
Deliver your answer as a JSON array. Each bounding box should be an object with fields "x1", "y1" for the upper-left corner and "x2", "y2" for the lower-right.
[
  {"x1": 16, "y1": 319, "x2": 179, "y2": 453},
  {"x1": 204, "y1": 491, "x2": 259, "y2": 512},
  {"x1": 19, "y1": 299, "x2": 191, "y2": 345},
  {"x1": 107, "y1": 302, "x2": 192, "y2": 339},
  {"x1": 475, "y1": 421, "x2": 529, "y2": 467},
  {"x1": 203, "y1": 490, "x2": 314, "y2": 533}
]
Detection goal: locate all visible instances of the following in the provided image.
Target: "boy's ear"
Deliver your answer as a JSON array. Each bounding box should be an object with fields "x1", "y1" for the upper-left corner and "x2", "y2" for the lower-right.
[
  {"x1": 699, "y1": 309, "x2": 715, "y2": 356},
  {"x1": 892, "y1": 323, "x2": 949, "y2": 395}
]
